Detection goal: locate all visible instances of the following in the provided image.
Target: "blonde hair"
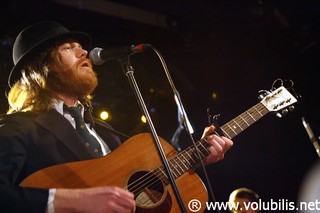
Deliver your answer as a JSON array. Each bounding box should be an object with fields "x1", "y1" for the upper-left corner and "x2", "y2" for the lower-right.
[{"x1": 7, "y1": 47, "x2": 92, "y2": 114}]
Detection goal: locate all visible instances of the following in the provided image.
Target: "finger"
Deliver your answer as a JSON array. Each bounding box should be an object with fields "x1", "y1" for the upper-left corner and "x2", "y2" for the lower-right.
[
  {"x1": 115, "y1": 197, "x2": 136, "y2": 212},
  {"x1": 104, "y1": 189, "x2": 136, "y2": 213},
  {"x1": 211, "y1": 134, "x2": 233, "y2": 151},
  {"x1": 106, "y1": 187, "x2": 134, "y2": 199},
  {"x1": 206, "y1": 136, "x2": 227, "y2": 159},
  {"x1": 207, "y1": 135, "x2": 225, "y2": 149},
  {"x1": 112, "y1": 188, "x2": 136, "y2": 209},
  {"x1": 206, "y1": 140, "x2": 223, "y2": 159},
  {"x1": 202, "y1": 125, "x2": 216, "y2": 138},
  {"x1": 220, "y1": 136, "x2": 233, "y2": 150}
]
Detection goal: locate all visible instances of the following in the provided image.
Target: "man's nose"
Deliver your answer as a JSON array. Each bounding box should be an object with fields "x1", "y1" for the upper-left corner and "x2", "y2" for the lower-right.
[{"x1": 76, "y1": 48, "x2": 88, "y2": 58}]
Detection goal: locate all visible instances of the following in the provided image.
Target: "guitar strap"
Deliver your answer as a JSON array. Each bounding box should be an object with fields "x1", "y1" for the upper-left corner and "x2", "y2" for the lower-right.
[
  {"x1": 92, "y1": 117, "x2": 130, "y2": 140},
  {"x1": 84, "y1": 107, "x2": 130, "y2": 151}
]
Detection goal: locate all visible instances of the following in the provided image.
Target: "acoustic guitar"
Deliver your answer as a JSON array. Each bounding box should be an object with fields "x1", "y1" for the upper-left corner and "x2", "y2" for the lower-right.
[{"x1": 20, "y1": 85, "x2": 298, "y2": 213}]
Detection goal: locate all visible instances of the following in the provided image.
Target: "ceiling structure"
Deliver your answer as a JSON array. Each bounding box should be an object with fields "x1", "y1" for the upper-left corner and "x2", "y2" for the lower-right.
[{"x1": 1, "y1": 0, "x2": 320, "y2": 211}]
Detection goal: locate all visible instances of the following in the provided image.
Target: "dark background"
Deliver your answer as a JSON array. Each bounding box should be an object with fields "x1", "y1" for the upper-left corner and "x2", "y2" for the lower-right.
[{"x1": 1, "y1": 0, "x2": 320, "y2": 212}]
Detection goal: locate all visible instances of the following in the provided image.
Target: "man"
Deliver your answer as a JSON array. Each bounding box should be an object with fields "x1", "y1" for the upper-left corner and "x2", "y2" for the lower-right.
[
  {"x1": 228, "y1": 187, "x2": 260, "y2": 213},
  {"x1": 0, "y1": 20, "x2": 233, "y2": 213}
]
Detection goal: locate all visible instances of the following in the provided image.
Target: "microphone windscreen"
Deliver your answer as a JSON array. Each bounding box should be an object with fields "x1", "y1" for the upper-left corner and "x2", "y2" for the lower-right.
[{"x1": 89, "y1": 47, "x2": 104, "y2": 65}]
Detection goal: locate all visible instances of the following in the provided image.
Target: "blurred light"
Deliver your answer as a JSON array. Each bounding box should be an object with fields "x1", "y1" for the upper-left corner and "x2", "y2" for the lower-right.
[
  {"x1": 150, "y1": 107, "x2": 156, "y2": 113},
  {"x1": 141, "y1": 115, "x2": 147, "y2": 123},
  {"x1": 211, "y1": 91, "x2": 218, "y2": 100},
  {"x1": 100, "y1": 111, "x2": 109, "y2": 120}
]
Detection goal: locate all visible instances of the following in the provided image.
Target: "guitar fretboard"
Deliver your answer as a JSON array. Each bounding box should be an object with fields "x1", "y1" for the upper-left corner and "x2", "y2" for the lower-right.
[
  {"x1": 221, "y1": 102, "x2": 269, "y2": 139},
  {"x1": 154, "y1": 102, "x2": 269, "y2": 184}
]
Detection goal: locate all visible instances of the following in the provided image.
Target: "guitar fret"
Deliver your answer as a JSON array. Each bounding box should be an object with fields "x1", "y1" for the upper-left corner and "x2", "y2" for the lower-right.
[
  {"x1": 190, "y1": 148, "x2": 201, "y2": 162},
  {"x1": 195, "y1": 146, "x2": 206, "y2": 158},
  {"x1": 180, "y1": 153, "x2": 192, "y2": 167},
  {"x1": 155, "y1": 168, "x2": 166, "y2": 182},
  {"x1": 155, "y1": 149, "x2": 197, "y2": 186},
  {"x1": 172, "y1": 158, "x2": 184, "y2": 174},
  {"x1": 221, "y1": 128, "x2": 231, "y2": 139},
  {"x1": 168, "y1": 165, "x2": 178, "y2": 179},
  {"x1": 253, "y1": 105, "x2": 263, "y2": 117},
  {"x1": 233, "y1": 119, "x2": 243, "y2": 131},
  {"x1": 198, "y1": 140, "x2": 209, "y2": 156},
  {"x1": 227, "y1": 123, "x2": 237, "y2": 135},
  {"x1": 246, "y1": 111, "x2": 256, "y2": 122},
  {"x1": 185, "y1": 150, "x2": 196, "y2": 163},
  {"x1": 169, "y1": 159, "x2": 180, "y2": 177},
  {"x1": 177, "y1": 154, "x2": 189, "y2": 170},
  {"x1": 240, "y1": 115, "x2": 249, "y2": 126},
  {"x1": 159, "y1": 167, "x2": 167, "y2": 178},
  {"x1": 157, "y1": 167, "x2": 169, "y2": 185}
]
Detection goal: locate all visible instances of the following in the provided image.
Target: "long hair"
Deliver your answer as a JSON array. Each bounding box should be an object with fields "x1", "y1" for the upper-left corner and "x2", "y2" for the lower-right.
[{"x1": 7, "y1": 47, "x2": 93, "y2": 114}]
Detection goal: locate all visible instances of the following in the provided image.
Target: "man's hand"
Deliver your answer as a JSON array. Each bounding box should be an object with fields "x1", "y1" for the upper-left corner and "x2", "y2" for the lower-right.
[
  {"x1": 54, "y1": 186, "x2": 136, "y2": 213},
  {"x1": 201, "y1": 125, "x2": 233, "y2": 164}
]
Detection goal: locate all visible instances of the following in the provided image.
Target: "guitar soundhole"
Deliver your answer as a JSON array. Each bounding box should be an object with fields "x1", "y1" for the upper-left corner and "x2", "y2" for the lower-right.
[{"x1": 127, "y1": 170, "x2": 168, "y2": 209}]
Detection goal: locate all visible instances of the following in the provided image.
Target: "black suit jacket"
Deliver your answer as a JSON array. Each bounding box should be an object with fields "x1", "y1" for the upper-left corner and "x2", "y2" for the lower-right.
[{"x1": 0, "y1": 110, "x2": 122, "y2": 213}]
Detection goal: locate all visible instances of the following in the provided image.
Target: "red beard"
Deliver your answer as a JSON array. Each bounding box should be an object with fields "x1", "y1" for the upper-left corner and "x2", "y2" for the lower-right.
[{"x1": 47, "y1": 58, "x2": 98, "y2": 98}]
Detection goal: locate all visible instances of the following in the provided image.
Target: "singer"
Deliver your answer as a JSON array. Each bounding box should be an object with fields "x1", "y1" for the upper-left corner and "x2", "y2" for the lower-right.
[{"x1": 0, "y1": 20, "x2": 233, "y2": 213}]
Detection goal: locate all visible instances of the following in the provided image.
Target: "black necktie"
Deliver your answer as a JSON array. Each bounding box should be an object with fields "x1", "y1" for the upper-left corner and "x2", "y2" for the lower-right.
[{"x1": 65, "y1": 105, "x2": 103, "y2": 157}]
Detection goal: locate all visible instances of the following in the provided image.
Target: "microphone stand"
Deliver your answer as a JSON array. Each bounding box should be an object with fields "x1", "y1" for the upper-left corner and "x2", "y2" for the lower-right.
[
  {"x1": 302, "y1": 117, "x2": 320, "y2": 158},
  {"x1": 119, "y1": 56, "x2": 187, "y2": 213},
  {"x1": 150, "y1": 46, "x2": 220, "y2": 213},
  {"x1": 170, "y1": 121, "x2": 183, "y2": 152},
  {"x1": 170, "y1": 93, "x2": 190, "y2": 152}
]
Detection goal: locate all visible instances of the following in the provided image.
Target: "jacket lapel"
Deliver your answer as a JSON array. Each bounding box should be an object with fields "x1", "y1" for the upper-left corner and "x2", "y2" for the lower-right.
[{"x1": 34, "y1": 110, "x2": 94, "y2": 160}]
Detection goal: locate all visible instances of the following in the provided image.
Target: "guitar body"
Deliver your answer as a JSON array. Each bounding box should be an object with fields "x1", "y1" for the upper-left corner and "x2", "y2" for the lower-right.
[{"x1": 21, "y1": 133, "x2": 208, "y2": 213}]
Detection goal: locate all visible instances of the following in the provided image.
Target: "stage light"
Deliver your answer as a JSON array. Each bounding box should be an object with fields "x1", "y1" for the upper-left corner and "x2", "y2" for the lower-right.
[
  {"x1": 141, "y1": 115, "x2": 147, "y2": 124},
  {"x1": 100, "y1": 111, "x2": 109, "y2": 120},
  {"x1": 211, "y1": 91, "x2": 218, "y2": 100}
]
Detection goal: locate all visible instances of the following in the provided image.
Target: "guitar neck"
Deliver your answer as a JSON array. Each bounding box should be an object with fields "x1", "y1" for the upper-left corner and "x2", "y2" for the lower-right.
[
  {"x1": 156, "y1": 102, "x2": 269, "y2": 183},
  {"x1": 220, "y1": 102, "x2": 269, "y2": 139}
]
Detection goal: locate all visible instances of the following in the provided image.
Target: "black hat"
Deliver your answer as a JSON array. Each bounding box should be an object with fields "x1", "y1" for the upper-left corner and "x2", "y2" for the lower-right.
[{"x1": 8, "y1": 20, "x2": 92, "y2": 87}]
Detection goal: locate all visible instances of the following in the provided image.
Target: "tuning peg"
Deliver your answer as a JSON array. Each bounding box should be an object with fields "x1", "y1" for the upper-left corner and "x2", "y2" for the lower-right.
[
  {"x1": 276, "y1": 107, "x2": 294, "y2": 118},
  {"x1": 258, "y1": 90, "x2": 270, "y2": 100},
  {"x1": 276, "y1": 109, "x2": 288, "y2": 118},
  {"x1": 282, "y1": 108, "x2": 289, "y2": 115}
]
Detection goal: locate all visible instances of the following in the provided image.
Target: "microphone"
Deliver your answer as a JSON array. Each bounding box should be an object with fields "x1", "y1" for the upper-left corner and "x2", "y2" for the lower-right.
[{"x1": 89, "y1": 44, "x2": 151, "y2": 65}]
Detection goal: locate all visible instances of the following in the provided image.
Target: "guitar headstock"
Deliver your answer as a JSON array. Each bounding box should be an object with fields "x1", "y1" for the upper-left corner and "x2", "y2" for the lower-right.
[{"x1": 259, "y1": 79, "x2": 299, "y2": 117}]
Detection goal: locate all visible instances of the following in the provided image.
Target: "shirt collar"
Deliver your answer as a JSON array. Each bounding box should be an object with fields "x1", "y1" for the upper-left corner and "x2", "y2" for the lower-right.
[{"x1": 53, "y1": 99, "x2": 85, "y2": 117}]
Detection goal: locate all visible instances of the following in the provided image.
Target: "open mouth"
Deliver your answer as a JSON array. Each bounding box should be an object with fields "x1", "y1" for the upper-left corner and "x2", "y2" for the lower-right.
[{"x1": 80, "y1": 60, "x2": 91, "y2": 68}]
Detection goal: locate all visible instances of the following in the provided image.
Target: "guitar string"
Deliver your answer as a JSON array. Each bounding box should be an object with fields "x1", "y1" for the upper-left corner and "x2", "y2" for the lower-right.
[
  {"x1": 125, "y1": 138, "x2": 207, "y2": 193},
  {"x1": 127, "y1": 90, "x2": 290, "y2": 205},
  {"x1": 124, "y1": 150, "x2": 193, "y2": 194},
  {"x1": 222, "y1": 104, "x2": 266, "y2": 138},
  {"x1": 124, "y1": 140, "x2": 209, "y2": 205},
  {"x1": 123, "y1": 105, "x2": 266, "y2": 205},
  {"x1": 125, "y1": 107, "x2": 264, "y2": 204}
]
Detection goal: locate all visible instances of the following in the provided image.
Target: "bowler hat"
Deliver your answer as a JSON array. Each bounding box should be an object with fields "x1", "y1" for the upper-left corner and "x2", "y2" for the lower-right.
[{"x1": 8, "y1": 20, "x2": 92, "y2": 87}]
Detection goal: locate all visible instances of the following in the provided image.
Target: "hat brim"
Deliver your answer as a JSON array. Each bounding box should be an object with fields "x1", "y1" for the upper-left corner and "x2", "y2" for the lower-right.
[{"x1": 8, "y1": 31, "x2": 92, "y2": 87}]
